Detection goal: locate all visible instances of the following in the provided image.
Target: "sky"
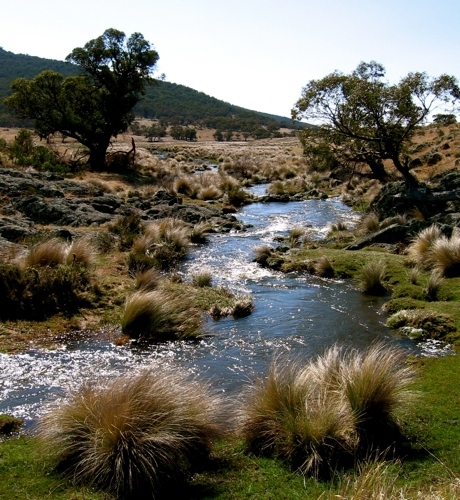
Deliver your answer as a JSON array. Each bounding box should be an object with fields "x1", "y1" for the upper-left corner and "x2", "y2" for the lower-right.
[{"x1": 2, "y1": 0, "x2": 460, "y2": 118}]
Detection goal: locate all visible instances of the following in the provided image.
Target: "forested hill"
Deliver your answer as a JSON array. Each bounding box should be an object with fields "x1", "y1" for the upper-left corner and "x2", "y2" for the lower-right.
[{"x1": 0, "y1": 47, "x2": 296, "y2": 130}]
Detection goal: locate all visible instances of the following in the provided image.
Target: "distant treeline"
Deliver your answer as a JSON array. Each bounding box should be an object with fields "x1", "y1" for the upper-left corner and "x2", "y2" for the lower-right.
[{"x1": 0, "y1": 47, "x2": 301, "y2": 133}]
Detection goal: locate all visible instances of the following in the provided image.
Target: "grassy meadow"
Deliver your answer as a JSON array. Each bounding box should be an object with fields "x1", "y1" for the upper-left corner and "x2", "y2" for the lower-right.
[{"x1": 1, "y1": 122, "x2": 460, "y2": 498}]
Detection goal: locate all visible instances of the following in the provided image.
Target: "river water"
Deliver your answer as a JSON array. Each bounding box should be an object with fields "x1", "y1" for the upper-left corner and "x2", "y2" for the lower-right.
[{"x1": 0, "y1": 192, "x2": 445, "y2": 427}]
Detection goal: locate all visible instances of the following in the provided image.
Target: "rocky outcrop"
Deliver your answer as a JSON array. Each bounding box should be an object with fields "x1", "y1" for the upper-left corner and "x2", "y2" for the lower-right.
[{"x1": 0, "y1": 168, "x2": 245, "y2": 242}]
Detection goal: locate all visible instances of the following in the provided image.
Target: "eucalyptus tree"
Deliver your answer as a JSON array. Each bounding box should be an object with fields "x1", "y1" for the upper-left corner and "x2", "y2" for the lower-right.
[
  {"x1": 6, "y1": 29, "x2": 159, "y2": 170},
  {"x1": 292, "y1": 61, "x2": 459, "y2": 186}
]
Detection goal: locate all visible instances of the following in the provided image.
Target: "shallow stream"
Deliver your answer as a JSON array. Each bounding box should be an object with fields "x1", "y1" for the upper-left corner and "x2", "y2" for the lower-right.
[{"x1": 0, "y1": 191, "x2": 446, "y2": 427}]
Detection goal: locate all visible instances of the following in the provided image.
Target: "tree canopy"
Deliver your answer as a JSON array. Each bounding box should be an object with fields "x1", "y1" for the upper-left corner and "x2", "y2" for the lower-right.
[
  {"x1": 5, "y1": 29, "x2": 159, "y2": 170},
  {"x1": 292, "y1": 61, "x2": 460, "y2": 186}
]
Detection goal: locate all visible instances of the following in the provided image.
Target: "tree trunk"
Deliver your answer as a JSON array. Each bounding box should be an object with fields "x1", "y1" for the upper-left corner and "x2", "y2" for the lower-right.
[{"x1": 392, "y1": 156, "x2": 419, "y2": 187}]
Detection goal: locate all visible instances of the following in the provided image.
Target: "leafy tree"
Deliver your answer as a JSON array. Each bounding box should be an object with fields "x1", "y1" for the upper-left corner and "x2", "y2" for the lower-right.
[
  {"x1": 145, "y1": 123, "x2": 166, "y2": 142},
  {"x1": 433, "y1": 113, "x2": 457, "y2": 125},
  {"x1": 292, "y1": 61, "x2": 459, "y2": 186},
  {"x1": 5, "y1": 29, "x2": 159, "y2": 170}
]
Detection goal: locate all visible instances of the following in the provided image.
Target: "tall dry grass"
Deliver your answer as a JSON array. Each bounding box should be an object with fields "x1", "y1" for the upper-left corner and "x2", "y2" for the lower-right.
[
  {"x1": 358, "y1": 260, "x2": 387, "y2": 295},
  {"x1": 240, "y1": 344, "x2": 415, "y2": 477},
  {"x1": 25, "y1": 238, "x2": 67, "y2": 267},
  {"x1": 38, "y1": 368, "x2": 225, "y2": 498},
  {"x1": 121, "y1": 289, "x2": 202, "y2": 341},
  {"x1": 406, "y1": 224, "x2": 442, "y2": 267}
]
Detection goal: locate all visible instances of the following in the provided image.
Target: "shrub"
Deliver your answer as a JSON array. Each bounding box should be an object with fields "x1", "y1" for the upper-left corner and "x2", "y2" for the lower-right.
[
  {"x1": 37, "y1": 368, "x2": 224, "y2": 498},
  {"x1": 121, "y1": 289, "x2": 202, "y2": 341},
  {"x1": 358, "y1": 260, "x2": 387, "y2": 295},
  {"x1": 240, "y1": 344, "x2": 414, "y2": 477}
]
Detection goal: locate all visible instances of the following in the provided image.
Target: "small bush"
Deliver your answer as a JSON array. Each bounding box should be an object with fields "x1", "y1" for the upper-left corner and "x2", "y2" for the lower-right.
[
  {"x1": 38, "y1": 368, "x2": 224, "y2": 498},
  {"x1": 121, "y1": 289, "x2": 203, "y2": 341},
  {"x1": 358, "y1": 260, "x2": 387, "y2": 295}
]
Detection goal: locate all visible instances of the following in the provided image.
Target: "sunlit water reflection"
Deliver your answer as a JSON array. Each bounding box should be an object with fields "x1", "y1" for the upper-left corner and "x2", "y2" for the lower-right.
[{"x1": 0, "y1": 193, "x2": 450, "y2": 428}]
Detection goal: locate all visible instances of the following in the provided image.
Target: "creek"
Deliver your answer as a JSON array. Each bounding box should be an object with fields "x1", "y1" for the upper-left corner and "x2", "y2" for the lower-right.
[{"x1": 0, "y1": 191, "x2": 445, "y2": 427}]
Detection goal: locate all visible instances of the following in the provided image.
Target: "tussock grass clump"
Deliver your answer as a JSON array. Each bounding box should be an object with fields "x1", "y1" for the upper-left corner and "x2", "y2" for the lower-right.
[
  {"x1": 358, "y1": 260, "x2": 387, "y2": 295},
  {"x1": 0, "y1": 262, "x2": 91, "y2": 320},
  {"x1": 191, "y1": 271, "x2": 213, "y2": 288},
  {"x1": 424, "y1": 269, "x2": 444, "y2": 300},
  {"x1": 240, "y1": 344, "x2": 414, "y2": 478},
  {"x1": 25, "y1": 238, "x2": 67, "y2": 267},
  {"x1": 429, "y1": 229, "x2": 460, "y2": 277},
  {"x1": 38, "y1": 368, "x2": 225, "y2": 498},
  {"x1": 360, "y1": 213, "x2": 380, "y2": 233},
  {"x1": 0, "y1": 414, "x2": 23, "y2": 434},
  {"x1": 65, "y1": 238, "x2": 95, "y2": 267},
  {"x1": 330, "y1": 220, "x2": 348, "y2": 232},
  {"x1": 406, "y1": 224, "x2": 442, "y2": 267},
  {"x1": 407, "y1": 225, "x2": 460, "y2": 276},
  {"x1": 190, "y1": 222, "x2": 211, "y2": 244},
  {"x1": 121, "y1": 289, "x2": 202, "y2": 341},
  {"x1": 135, "y1": 268, "x2": 161, "y2": 291},
  {"x1": 287, "y1": 227, "x2": 306, "y2": 248},
  {"x1": 252, "y1": 245, "x2": 274, "y2": 266},
  {"x1": 110, "y1": 211, "x2": 143, "y2": 250},
  {"x1": 232, "y1": 295, "x2": 255, "y2": 318},
  {"x1": 314, "y1": 256, "x2": 334, "y2": 278}
]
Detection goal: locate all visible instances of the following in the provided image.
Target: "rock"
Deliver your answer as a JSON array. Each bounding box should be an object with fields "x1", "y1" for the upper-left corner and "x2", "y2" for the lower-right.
[
  {"x1": 345, "y1": 221, "x2": 427, "y2": 250},
  {"x1": 0, "y1": 217, "x2": 38, "y2": 242}
]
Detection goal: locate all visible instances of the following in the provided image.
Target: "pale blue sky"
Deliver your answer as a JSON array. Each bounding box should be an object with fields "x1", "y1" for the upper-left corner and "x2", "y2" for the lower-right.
[{"x1": 2, "y1": 0, "x2": 459, "y2": 117}]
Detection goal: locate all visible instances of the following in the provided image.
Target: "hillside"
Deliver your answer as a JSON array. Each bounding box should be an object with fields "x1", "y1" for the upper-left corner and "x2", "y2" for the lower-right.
[{"x1": 0, "y1": 47, "x2": 296, "y2": 130}]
